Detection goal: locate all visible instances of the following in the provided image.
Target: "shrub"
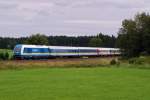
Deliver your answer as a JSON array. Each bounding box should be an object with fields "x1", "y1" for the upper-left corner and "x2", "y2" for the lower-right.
[
  {"x1": 128, "y1": 59, "x2": 136, "y2": 64},
  {"x1": 135, "y1": 59, "x2": 144, "y2": 65},
  {"x1": 140, "y1": 51, "x2": 148, "y2": 56},
  {"x1": 128, "y1": 58, "x2": 144, "y2": 65},
  {"x1": 110, "y1": 59, "x2": 117, "y2": 65},
  {"x1": 0, "y1": 52, "x2": 5, "y2": 60},
  {"x1": 0, "y1": 52, "x2": 10, "y2": 60},
  {"x1": 5, "y1": 52, "x2": 9, "y2": 60},
  {"x1": 0, "y1": 53, "x2": 3, "y2": 60}
]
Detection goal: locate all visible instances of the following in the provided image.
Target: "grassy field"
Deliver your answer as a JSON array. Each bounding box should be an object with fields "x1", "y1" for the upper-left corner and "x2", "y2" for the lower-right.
[
  {"x1": 0, "y1": 49, "x2": 149, "y2": 100},
  {"x1": 0, "y1": 67, "x2": 150, "y2": 100}
]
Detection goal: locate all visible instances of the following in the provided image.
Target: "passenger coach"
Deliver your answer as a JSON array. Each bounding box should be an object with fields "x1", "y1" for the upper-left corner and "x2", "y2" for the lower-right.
[{"x1": 13, "y1": 44, "x2": 120, "y2": 59}]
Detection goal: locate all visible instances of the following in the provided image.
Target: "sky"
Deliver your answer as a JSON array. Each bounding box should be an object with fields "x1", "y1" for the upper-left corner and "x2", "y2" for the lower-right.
[{"x1": 0, "y1": 0, "x2": 150, "y2": 37}]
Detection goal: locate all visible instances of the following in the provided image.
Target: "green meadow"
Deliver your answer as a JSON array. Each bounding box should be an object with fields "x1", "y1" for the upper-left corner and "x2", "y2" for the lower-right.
[
  {"x1": 0, "y1": 66, "x2": 150, "y2": 100},
  {"x1": 0, "y1": 49, "x2": 150, "y2": 100}
]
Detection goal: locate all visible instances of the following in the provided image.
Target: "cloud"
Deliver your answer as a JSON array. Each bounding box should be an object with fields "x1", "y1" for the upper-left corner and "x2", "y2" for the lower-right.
[
  {"x1": 63, "y1": 20, "x2": 120, "y2": 27},
  {"x1": 0, "y1": 0, "x2": 150, "y2": 37}
]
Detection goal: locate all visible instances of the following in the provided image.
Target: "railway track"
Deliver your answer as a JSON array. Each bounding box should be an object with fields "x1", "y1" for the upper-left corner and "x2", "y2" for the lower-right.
[{"x1": 11, "y1": 56, "x2": 118, "y2": 63}]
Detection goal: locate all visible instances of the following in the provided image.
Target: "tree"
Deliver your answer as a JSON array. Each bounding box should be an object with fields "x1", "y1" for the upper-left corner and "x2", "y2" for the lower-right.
[
  {"x1": 25, "y1": 34, "x2": 48, "y2": 45},
  {"x1": 135, "y1": 12, "x2": 150, "y2": 54},
  {"x1": 118, "y1": 19, "x2": 141, "y2": 57},
  {"x1": 89, "y1": 38, "x2": 102, "y2": 47},
  {"x1": 117, "y1": 12, "x2": 150, "y2": 57}
]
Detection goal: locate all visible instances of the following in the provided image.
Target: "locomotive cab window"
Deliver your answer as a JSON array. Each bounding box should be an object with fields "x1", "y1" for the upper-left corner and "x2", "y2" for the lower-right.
[{"x1": 14, "y1": 45, "x2": 22, "y2": 53}]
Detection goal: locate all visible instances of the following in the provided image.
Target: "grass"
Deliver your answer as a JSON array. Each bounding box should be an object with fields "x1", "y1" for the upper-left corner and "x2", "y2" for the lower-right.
[
  {"x1": 0, "y1": 67, "x2": 150, "y2": 100},
  {"x1": 0, "y1": 56, "x2": 149, "y2": 100}
]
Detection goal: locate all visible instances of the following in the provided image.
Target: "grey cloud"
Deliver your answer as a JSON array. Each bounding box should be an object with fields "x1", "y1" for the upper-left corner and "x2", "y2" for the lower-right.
[
  {"x1": 0, "y1": 0, "x2": 150, "y2": 37},
  {"x1": 70, "y1": 0, "x2": 148, "y2": 9},
  {"x1": 0, "y1": 3, "x2": 17, "y2": 9}
]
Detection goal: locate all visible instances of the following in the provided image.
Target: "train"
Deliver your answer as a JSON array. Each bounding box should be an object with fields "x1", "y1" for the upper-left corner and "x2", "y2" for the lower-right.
[{"x1": 13, "y1": 44, "x2": 121, "y2": 59}]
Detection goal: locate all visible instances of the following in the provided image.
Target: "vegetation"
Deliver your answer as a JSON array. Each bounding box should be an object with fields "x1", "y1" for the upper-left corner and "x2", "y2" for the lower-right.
[
  {"x1": 89, "y1": 37, "x2": 102, "y2": 47},
  {"x1": 0, "y1": 56, "x2": 149, "y2": 70},
  {"x1": 25, "y1": 34, "x2": 49, "y2": 45},
  {"x1": 117, "y1": 12, "x2": 150, "y2": 57},
  {"x1": 110, "y1": 59, "x2": 117, "y2": 65},
  {"x1": 0, "y1": 67, "x2": 150, "y2": 100},
  {"x1": 128, "y1": 56, "x2": 150, "y2": 65},
  {"x1": 0, "y1": 49, "x2": 13, "y2": 60},
  {"x1": 0, "y1": 33, "x2": 116, "y2": 49},
  {"x1": 0, "y1": 57, "x2": 113, "y2": 70},
  {"x1": 0, "y1": 55, "x2": 149, "y2": 100}
]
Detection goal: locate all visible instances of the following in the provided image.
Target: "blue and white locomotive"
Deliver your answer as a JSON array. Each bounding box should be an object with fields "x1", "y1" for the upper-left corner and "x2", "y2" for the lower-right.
[{"x1": 13, "y1": 44, "x2": 121, "y2": 59}]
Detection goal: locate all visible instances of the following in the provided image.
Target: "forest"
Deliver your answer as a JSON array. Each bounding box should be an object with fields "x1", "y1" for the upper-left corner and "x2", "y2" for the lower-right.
[{"x1": 0, "y1": 33, "x2": 116, "y2": 49}]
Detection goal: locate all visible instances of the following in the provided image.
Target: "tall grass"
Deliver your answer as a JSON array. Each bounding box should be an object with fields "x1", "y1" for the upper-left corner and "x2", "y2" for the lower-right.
[
  {"x1": 0, "y1": 58, "x2": 115, "y2": 70},
  {"x1": 0, "y1": 57, "x2": 149, "y2": 70}
]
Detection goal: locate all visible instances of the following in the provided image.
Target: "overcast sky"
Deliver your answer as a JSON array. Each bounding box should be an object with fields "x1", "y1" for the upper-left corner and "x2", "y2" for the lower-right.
[{"x1": 0, "y1": 0, "x2": 150, "y2": 37}]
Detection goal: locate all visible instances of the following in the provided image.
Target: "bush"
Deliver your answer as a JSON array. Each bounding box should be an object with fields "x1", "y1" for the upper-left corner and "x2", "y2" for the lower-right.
[
  {"x1": 0, "y1": 53, "x2": 3, "y2": 60},
  {"x1": 135, "y1": 59, "x2": 144, "y2": 65},
  {"x1": 140, "y1": 51, "x2": 148, "y2": 56},
  {"x1": 5, "y1": 52, "x2": 9, "y2": 59},
  {"x1": 0, "y1": 52, "x2": 10, "y2": 60},
  {"x1": 128, "y1": 59, "x2": 136, "y2": 64},
  {"x1": 0, "y1": 52, "x2": 5, "y2": 60},
  {"x1": 128, "y1": 58, "x2": 144, "y2": 65},
  {"x1": 110, "y1": 59, "x2": 117, "y2": 65}
]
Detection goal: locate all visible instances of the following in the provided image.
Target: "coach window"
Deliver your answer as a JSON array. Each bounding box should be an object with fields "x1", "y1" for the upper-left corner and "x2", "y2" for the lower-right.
[
  {"x1": 32, "y1": 48, "x2": 40, "y2": 53},
  {"x1": 41, "y1": 48, "x2": 49, "y2": 53},
  {"x1": 24, "y1": 48, "x2": 31, "y2": 53}
]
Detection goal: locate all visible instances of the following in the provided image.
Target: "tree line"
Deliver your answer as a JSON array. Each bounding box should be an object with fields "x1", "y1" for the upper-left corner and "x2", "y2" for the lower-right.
[{"x1": 0, "y1": 33, "x2": 116, "y2": 49}]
